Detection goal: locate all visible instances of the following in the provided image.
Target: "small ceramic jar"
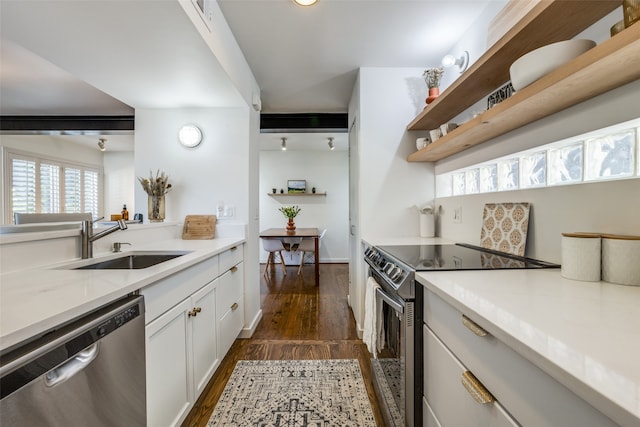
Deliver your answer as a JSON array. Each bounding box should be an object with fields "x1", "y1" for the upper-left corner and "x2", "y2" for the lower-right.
[
  {"x1": 561, "y1": 232, "x2": 601, "y2": 282},
  {"x1": 601, "y1": 234, "x2": 640, "y2": 286}
]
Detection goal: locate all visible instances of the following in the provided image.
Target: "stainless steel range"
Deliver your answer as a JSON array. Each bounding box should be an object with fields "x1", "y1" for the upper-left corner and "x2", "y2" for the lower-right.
[{"x1": 364, "y1": 242, "x2": 559, "y2": 427}]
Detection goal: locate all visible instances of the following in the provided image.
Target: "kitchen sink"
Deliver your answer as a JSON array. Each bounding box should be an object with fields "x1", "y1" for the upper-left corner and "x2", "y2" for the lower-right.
[{"x1": 72, "y1": 251, "x2": 191, "y2": 270}]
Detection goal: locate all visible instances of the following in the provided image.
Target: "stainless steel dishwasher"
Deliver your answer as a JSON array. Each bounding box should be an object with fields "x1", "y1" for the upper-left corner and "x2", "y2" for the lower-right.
[{"x1": 1, "y1": 295, "x2": 146, "y2": 426}]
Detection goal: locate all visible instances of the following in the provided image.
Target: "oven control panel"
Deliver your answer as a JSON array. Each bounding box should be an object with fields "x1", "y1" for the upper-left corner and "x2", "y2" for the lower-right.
[{"x1": 364, "y1": 246, "x2": 410, "y2": 287}]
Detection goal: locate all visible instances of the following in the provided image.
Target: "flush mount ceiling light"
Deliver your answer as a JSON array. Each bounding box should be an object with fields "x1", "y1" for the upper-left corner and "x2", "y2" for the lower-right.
[
  {"x1": 178, "y1": 124, "x2": 203, "y2": 148},
  {"x1": 442, "y1": 50, "x2": 469, "y2": 73},
  {"x1": 292, "y1": 0, "x2": 318, "y2": 6},
  {"x1": 281, "y1": 137, "x2": 287, "y2": 151},
  {"x1": 328, "y1": 137, "x2": 335, "y2": 150},
  {"x1": 97, "y1": 138, "x2": 106, "y2": 152}
]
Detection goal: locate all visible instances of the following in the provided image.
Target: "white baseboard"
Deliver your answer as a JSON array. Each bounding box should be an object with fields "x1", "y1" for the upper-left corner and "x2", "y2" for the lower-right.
[{"x1": 240, "y1": 309, "x2": 263, "y2": 338}]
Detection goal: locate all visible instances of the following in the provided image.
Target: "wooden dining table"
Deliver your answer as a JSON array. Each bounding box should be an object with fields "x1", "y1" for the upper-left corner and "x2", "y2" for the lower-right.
[{"x1": 259, "y1": 227, "x2": 320, "y2": 286}]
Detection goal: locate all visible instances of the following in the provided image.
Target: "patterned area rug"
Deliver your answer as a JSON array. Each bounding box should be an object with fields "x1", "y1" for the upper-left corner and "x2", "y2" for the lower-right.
[{"x1": 207, "y1": 359, "x2": 376, "y2": 427}]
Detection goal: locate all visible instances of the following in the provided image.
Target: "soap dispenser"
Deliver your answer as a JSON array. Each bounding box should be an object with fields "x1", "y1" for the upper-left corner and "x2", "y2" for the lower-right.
[{"x1": 121, "y1": 204, "x2": 129, "y2": 221}]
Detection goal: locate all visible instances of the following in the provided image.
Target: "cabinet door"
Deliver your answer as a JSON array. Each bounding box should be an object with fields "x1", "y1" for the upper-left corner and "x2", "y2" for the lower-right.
[
  {"x1": 191, "y1": 280, "x2": 219, "y2": 396},
  {"x1": 424, "y1": 325, "x2": 518, "y2": 427},
  {"x1": 146, "y1": 299, "x2": 192, "y2": 427},
  {"x1": 216, "y1": 262, "x2": 244, "y2": 357}
]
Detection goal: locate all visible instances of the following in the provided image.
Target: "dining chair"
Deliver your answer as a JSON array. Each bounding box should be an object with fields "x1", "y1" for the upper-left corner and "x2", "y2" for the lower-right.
[
  {"x1": 262, "y1": 238, "x2": 287, "y2": 277},
  {"x1": 297, "y1": 229, "x2": 326, "y2": 275}
]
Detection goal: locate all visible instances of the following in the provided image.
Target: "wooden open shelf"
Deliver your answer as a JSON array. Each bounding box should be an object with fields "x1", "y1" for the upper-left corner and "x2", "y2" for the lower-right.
[
  {"x1": 406, "y1": 0, "x2": 624, "y2": 162},
  {"x1": 268, "y1": 192, "x2": 327, "y2": 197},
  {"x1": 408, "y1": 24, "x2": 640, "y2": 162}
]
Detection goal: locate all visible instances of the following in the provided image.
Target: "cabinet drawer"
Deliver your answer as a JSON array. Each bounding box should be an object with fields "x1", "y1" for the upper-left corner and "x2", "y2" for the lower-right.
[
  {"x1": 423, "y1": 397, "x2": 442, "y2": 427},
  {"x1": 424, "y1": 325, "x2": 519, "y2": 427},
  {"x1": 141, "y1": 255, "x2": 218, "y2": 323},
  {"x1": 216, "y1": 262, "x2": 243, "y2": 317},
  {"x1": 423, "y1": 289, "x2": 617, "y2": 427},
  {"x1": 219, "y1": 244, "x2": 243, "y2": 273},
  {"x1": 218, "y1": 298, "x2": 243, "y2": 356}
]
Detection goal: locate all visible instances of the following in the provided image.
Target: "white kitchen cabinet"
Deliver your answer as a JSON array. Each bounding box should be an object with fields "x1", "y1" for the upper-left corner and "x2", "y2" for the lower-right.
[
  {"x1": 218, "y1": 244, "x2": 242, "y2": 273},
  {"x1": 423, "y1": 288, "x2": 618, "y2": 427},
  {"x1": 191, "y1": 281, "x2": 218, "y2": 397},
  {"x1": 216, "y1": 260, "x2": 244, "y2": 357},
  {"x1": 423, "y1": 397, "x2": 442, "y2": 427},
  {"x1": 423, "y1": 325, "x2": 519, "y2": 427},
  {"x1": 146, "y1": 280, "x2": 218, "y2": 427},
  {"x1": 146, "y1": 298, "x2": 192, "y2": 427},
  {"x1": 143, "y1": 244, "x2": 245, "y2": 427}
]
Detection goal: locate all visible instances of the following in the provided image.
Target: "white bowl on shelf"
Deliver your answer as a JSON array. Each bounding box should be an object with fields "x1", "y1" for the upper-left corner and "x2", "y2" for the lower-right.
[{"x1": 509, "y1": 39, "x2": 596, "y2": 91}]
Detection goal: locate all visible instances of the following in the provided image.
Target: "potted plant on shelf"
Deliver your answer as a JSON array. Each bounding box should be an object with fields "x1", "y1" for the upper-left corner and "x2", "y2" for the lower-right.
[
  {"x1": 279, "y1": 205, "x2": 301, "y2": 233},
  {"x1": 423, "y1": 66, "x2": 444, "y2": 105}
]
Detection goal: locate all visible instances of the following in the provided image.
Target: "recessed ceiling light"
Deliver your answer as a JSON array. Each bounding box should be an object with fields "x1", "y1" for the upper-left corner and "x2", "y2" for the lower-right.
[{"x1": 292, "y1": 0, "x2": 318, "y2": 6}]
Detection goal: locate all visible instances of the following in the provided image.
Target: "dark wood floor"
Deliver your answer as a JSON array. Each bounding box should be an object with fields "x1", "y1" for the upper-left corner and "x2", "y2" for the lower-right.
[{"x1": 181, "y1": 263, "x2": 385, "y2": 427}]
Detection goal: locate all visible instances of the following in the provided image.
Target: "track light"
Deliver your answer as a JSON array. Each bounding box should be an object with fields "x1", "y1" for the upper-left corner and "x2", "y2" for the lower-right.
[
  {"x1": 98, "y1": 138, "x2": 106, "y2": 152},
  {"x1": 281, "y1": 137, "x2": 287, "y2": 151},
  {"x1": 442, "y1": 50, "x2": 469, "y2": 73},
  {"x1": 328, "y1": 137, "x2": 335, "y2": 150}
]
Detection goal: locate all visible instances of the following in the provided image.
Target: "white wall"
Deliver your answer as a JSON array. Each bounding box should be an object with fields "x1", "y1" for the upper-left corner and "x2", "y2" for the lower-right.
[
  {"x1": 134, "y1": 108, "x2": 250, "y2": 223},
  {"x1": 259, "y1": 149, "x2": 349, "y2": 263},
  {"x1": 103, "y1": 151, "x2": 135, "y2": 219},
  {"x1": 0, "y1": 135, "x2": 103, "y2": 166},
  {"x1": 349, "y1": 67, "x2": 437, "y2": 332},
  {"x1": 358, "y1": 67, "x2": 436, "y2": 240}
]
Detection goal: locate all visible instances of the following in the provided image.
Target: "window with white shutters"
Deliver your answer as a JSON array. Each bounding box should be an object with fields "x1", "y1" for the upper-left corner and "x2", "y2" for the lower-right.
[{"x1": 4, "y1": 149, "x2": 102, "y2": 224}]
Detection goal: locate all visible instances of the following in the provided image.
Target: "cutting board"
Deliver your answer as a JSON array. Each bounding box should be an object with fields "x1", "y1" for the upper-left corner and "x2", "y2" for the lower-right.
[
  {"x1": 182, "y1": 215, "x2": 216, "y2": 240},
  {"x1": 480, "y1": 203, "x2": 530, "y2": 256}
]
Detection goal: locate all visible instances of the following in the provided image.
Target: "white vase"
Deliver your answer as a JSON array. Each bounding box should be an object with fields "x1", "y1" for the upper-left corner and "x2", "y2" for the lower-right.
[{"x1": 420, "y1": 213, "x2": 434, "y2": 238}]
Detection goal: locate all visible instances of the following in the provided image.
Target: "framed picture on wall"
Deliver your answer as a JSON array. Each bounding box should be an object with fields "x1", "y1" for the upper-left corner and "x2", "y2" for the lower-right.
[{"x1": 287, "y1": 180, "x2": 306, "y2": 194}]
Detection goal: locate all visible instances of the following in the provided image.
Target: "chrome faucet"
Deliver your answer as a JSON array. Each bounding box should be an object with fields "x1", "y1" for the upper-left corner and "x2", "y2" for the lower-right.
[{"x1": 81, "y1": 219, "x2": 128, "y2": 259}]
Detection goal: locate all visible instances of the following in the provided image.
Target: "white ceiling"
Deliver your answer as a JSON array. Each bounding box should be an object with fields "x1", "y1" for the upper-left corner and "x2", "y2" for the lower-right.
[
  {"x1": 0, "y1": 0, "x2": 494, "y2": 150},
  {"x1": 217, "y1": 0, "x2": 492, "y2": 113}
]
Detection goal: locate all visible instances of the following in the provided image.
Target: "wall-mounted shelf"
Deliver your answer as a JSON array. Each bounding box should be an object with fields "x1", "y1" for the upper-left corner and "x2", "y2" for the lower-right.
[
  {"x1": 268, "y1": 192, "x2": 327, "y2": 197},
  {"x1": 409, "y1": 24, "x2": 640, "y2": 162},
  {"x1": 406, "y1": 0, "x2": 625, "y2": 162}
]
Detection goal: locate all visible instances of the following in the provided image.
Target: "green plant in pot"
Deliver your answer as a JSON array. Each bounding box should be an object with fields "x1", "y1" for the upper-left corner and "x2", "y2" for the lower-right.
[{"x1": 279, "y1": 205, "x2": 301, "y2": 233}]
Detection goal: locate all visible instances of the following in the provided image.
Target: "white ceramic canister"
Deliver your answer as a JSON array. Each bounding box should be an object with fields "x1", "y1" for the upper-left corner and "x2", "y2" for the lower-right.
[
  {"x1": 420, "y1": 213, "x2": 435, "y2": 237},
  {"x1": 601, "y1": 234, "x2": 640, "y2": 286},
  {"x1": 561, "y1": 232, "x2": 601, "y2": 282}
]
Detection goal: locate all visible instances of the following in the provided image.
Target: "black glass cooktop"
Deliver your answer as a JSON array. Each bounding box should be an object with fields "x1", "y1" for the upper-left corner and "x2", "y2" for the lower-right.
[{"x1": 377, "y1": 243, "x2": 560, "y2": 271}]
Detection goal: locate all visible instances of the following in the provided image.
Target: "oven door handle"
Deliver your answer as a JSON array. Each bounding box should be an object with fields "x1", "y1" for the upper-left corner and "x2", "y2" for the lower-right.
[{"x1": 375, "y1": 287, "x2": 404, "y2": 314}]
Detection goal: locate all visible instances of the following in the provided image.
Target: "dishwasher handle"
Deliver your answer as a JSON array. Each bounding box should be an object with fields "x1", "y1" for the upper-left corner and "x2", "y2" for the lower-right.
[{"x1": 44, "y1": 343, "x2": 100, "y2": 388}]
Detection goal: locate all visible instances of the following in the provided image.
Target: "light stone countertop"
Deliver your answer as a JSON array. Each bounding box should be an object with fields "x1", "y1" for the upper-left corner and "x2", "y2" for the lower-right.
[
  {"x1": 416, "y1": 269, "x2": 640, "y2": 427},
  {"x1": 0, "y1": 237, "x2": 244, "y2": 352},
  {"x1": 362, "y1": 236, "x2": 454, "y2": 246}
]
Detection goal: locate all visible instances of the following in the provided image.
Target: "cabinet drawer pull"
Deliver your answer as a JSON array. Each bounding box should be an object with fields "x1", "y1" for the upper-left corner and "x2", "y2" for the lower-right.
[
  {"x1": 230, "y1": 266, "x2": 238, "y2": 273},
  {"x1": 188, "y1": 307, "x2": 202, "y2": 317},
  {"x1": 231, "y1": 302, "x2": 239, "y2": 311},
  {"x1": 462, "y1": 315, "x2": 488, "y2": 337},
  {"x1": 461, "y1": 371, "x2": 494, "y2": 404},
  {"x1": 230, "y1": 246, "x2": 238, "y2": 251}
]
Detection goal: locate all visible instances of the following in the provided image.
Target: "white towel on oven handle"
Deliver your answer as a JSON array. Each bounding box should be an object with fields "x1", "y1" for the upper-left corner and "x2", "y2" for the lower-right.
[{"x1": 363, "y1": 276, "x2": 385, "y2": 357}]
